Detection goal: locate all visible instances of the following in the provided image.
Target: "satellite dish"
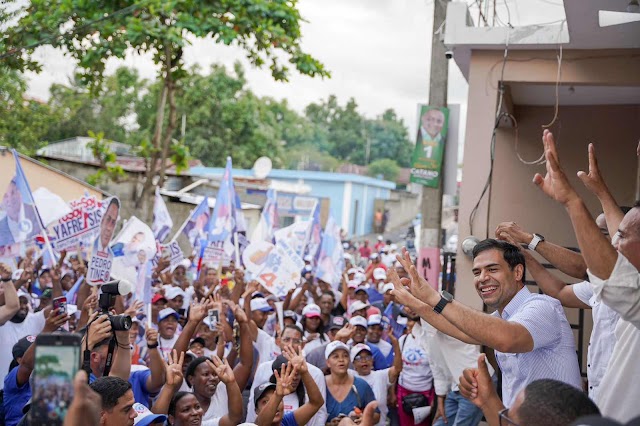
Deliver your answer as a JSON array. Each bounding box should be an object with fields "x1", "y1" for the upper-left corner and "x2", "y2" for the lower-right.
[{"x1": 252, "y1": 157, "x2": 273, "y2": 179}]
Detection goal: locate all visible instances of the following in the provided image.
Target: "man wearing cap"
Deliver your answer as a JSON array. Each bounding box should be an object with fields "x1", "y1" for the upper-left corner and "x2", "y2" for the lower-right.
[
  {"x1": 351, "y1": 337, "x2": 402, "y2": 426},
  {"x1": 349, "y1": 300, "x2": 369, "y2": 318},
  {"x1": 163, "y1": 286, "x2": 186, "y2": 315},
  {"x1": 150, "y1": 293, "x2": 167, "y2": 326},
  {"x1": 248, "y1": 297, "x2": 282, "y2": 363},
  {"x1": 156, "y1": 308, "x2": 181, "y2": 361},
  {"x1": 132, "y1": 402, "x2": 166, "y2": 426},
  {"x1": 305, "y1": 316, "x2": 349, "y2": 371},
  {"x1": 366, "y1": 314, "x2": 392, "y2": 359},
  {"x1": 247, "y1": 325, "x2": 327, "y2": 426},
  {"x1": 349, "y1": 316, "x2": 390, "y2": 370},
  {"x1": 0, "y1": 264, "x2": 47, "y2": 393}
]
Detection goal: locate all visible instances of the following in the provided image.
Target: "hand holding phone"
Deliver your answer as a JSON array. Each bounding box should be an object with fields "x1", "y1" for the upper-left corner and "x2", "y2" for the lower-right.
[{"x1": 208, "y1": 309, "x2": 219, "y2": 331}]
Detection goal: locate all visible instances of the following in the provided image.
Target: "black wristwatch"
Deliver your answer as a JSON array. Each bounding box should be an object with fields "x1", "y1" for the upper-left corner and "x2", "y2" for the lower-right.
[
  {"x1": 433, "y1": 291, "x2": 454, "y2": 314},
  {"x1": 147, "y1": 342, "x2": 159, "y2": 349},
  {"x1": 0, "y1": 277, "x2": 12, "y2": 283}
]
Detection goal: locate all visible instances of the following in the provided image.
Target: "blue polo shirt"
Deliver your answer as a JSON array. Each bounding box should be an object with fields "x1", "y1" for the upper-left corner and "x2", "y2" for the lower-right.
[
  {"x1": 3, "y1": 367, "x2": 31, "y2": 426},
  {"x1": 282, "y1": 411, "x2": 298, "y2": 426},
  {"x1": 89, "y1": 369, "x2": 156, "y2": 408}
]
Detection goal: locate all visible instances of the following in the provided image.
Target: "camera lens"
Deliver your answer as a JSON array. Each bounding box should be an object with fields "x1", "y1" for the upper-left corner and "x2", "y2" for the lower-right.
[{"x1": 109, "y1": 314, "x2": 132, "y2": 331}]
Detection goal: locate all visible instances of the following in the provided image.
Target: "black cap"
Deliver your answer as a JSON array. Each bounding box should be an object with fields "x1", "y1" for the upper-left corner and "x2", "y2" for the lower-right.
[
  {"x1": 13, "y1": 335, "x2": 36, "y2": 361},
  {"x1": 254, "y1": 382, "x2": 277, "y2": 408},
  {"x1": 190, "y1": 337, "x2": 206, "y2": 347},
  {"x1": 329, "y1": 316, "x2": 346, "y2": 331},
  {"x1": 41, "y1": 288, "x2": 53, "y2": 299}
]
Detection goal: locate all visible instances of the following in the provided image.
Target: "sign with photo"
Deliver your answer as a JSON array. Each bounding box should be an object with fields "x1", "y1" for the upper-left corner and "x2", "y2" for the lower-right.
[{"x1": 410, "y1": 105, "x2": 449, "y2": 188}]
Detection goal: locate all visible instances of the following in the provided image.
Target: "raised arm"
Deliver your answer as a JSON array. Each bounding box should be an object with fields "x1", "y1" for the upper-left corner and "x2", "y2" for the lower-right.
[
  {"x1": 283, "y1": 346, "x2": 325, "y2": 425},
  {"x1": 255, "y1": 362, "x2": 296, "y2": 426},
  {"x1": 210, "y1": 356, "x2": 243, "y2": 426},
  {"x1": 151, "y1": 350, "x2": 184, "y2": 415},
  {"x1": 144, "y1": 328, "x2": 166, "y2": 393},
  {"x1": 173, "y1": 299, "x2": 210, "y2": 355},
  {"x1": 226, "y1": 300, "x2": 253, "y2": 390},
  {"x1": 0, "y1": 265, "x2": 20, "y2": 326},
  {"x1": 459, "y1": 354, "x2": 504, "y2": 426},
  {"x1": 387, "y1": 332, "x2": 403, "y2": 383},
  {"x1": 495, "y1": 222, "x2": 587, "y2": 280}
]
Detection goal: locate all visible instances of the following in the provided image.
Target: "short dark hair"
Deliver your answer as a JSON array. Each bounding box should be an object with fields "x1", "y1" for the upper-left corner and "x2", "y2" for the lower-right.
[
  {"x1": 169, "y1": 391, "x2": 192, "y2": 418},
  {"x1": 321, "y1": 290, "x2": 335, "y2": 301},
  {"x1": 282, "y1": 324, "x2": 303, "y2": 337},
  {"x1": 184, "y1": 356, "x2": 209, "y2": 387},
  {"x1": 518, "y1": 379, "x2": 599, "y2": 426},
  {"x1": 89, "y1": 376, "x2": 132, "y2": 410},
  {"x1": 472, "y1": 239, "x2": 526, "y2": 279}
]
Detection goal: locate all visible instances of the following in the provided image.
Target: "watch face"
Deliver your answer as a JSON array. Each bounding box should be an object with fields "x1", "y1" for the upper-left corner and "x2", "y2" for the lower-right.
[{"x1": 442, "y1": 291, "x2": 453, "y2": 302}]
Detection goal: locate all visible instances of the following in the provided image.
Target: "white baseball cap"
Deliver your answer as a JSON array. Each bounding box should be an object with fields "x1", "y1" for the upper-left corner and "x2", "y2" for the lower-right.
[
  {"x1": 133, "y1": 402, "x2": 167, "y2": 426},
  {"x1": 349, "y1": 316, "x2": 368, "y2": 329},
  {"x1": 377, "y1": 235, "x2": 383, "y2": 241},
  {"x1": 347, "y1": 268, "x2": 358, "y2": 275},
  {"x1": 348, "y1": 300, "x2": 370, "y2": 315},
  {"x1": 350, "y1": 343, "x2": 372, "y2": 362},
  {"x1": 347, "y1": 280, "x2": 359, "y2": 289},
  {"x1": 304, "y1": 254, "x2": 313, "y2": 262},
  {"x1": 157, "y1": 308, "x2": 180, "y2": 322},
  {"x1": 373, "y1": 268, "x2": 387, "y2": 281},
  {"x1": 382, "y1": 283, "x2": 395, "y2": 294},
  {"x1": 250, "y1": 298, "x2": 273, "y2": 312},
  {"x1": 367, "y1": 314, "x2": 383, "y2": 326},
  {"x1": 369, "y1": 253, "x2": 379, "y2": 260},
  {"x1": 325, "y1": 340, "x2": 350, "y2": 360},
  {"x1": 302, "y1": 303, "x2": 321, "y2": 318},
  {"x1": 164, "y1": 286, "x2": 186, "y2": 300}
]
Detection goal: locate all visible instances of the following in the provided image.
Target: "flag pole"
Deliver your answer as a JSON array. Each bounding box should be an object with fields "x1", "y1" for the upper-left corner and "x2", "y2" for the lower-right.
[{"x1": 169, "y1": 208, "x2": 194, "y2": 243}]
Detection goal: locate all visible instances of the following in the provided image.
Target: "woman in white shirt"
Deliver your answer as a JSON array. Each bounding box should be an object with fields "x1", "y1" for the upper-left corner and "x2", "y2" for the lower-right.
[
  {"x1": 397, "y1": 314, "x2": 433, "y2": 426},
  {"x1": 300, "y1": 304, "x2": 328, "y2": 353}
]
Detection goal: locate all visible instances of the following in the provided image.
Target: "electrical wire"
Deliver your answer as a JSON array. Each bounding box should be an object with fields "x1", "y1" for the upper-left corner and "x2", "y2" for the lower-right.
[
  {"x1": 542, "y1": 19, "x2": 565, "y2": 129},
  {"x1": 0, "y1": 3, "x2": 142, "y2": 61}
]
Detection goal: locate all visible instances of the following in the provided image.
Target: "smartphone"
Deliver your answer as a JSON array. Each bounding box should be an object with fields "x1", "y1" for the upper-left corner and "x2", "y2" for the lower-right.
[
  {"x1": 28, "y1": 333, "x2": 82, "y2": 426},
  {"x1": 208, "y1": 309, "x2": 219, "y2": 331},
  {"x1": 52, "y1": 296, "x2": 68, "y2": 331}
]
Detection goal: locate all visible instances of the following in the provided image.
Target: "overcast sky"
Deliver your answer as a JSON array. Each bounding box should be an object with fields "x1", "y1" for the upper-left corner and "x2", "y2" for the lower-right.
[{"x1": 24, "y1": 0, "x2": 565, "y2": 144}]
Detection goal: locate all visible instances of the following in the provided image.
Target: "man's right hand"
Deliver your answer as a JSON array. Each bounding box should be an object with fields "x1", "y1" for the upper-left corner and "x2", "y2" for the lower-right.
[
  {"x1": 495, "y1": 222, "x2": 533, "y2": 246},
  {"x1": 458, "y1": 354, "x2": 496, "y2": 409},
  {"x1": 0, "y1": 263, "x2": 12, "y2": 281},
  {"x1": 432, "y1": 395, "x2": 447, "y2": 425},
  {"x1": 87, "y1": 314, "x2": 113, "y2": 350},
  {"x1": 44, "y1": 308, "x2": 70, "y2": 333}
]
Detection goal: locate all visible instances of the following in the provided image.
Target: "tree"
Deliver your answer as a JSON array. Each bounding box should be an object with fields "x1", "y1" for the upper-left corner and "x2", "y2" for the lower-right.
[
  {"x1": 361, "y1": 109, "x2": 413, "y2": 167},
  {"x1": 4, "y1": 0, "x2": 329, "y2": 208},
  {"x1": 367, "y1": 158, "x2": 400, "y2": 182},
  {"x1": 0, "y1": 68, "x2": 56, "y2": 154}
]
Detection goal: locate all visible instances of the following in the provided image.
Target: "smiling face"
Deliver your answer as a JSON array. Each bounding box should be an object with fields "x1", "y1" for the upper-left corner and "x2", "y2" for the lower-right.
[
  {"x1": 255, "y1": 388, "x2": 284, "y2": 424},
  {"x1": 421, "y1": 109, "x2": 445, "y2": 139},
  {"x1": 367, "y1": 324, "x2": 382, "y2": 343},
  {"x1": 472, "y1": 249, "x2": 523, "y2": 312},
  {"x1": 171, "y1": 393, "x2": 204, "y2": 426},
  {"x1": 353, "y1": 325, "x2": 367, "y2": 344},
  {"x1": 190, "y1": 362, "x2": 220, "y2": 399}
]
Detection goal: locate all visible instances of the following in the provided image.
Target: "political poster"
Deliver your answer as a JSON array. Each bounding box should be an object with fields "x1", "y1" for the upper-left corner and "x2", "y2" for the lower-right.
[
  {"x1": 111, "y1": 216, "x2": 156, "y2": 267},
  {"x1": 49, "y1": 195, "x2": 104, "y2": 252},
  {"x1": 152, "y1": 187, "x2": 173, "y2": 243},
  {"x1": 274, "y1": 220, "x2": 312, "y2": 259},
  {"x1": 87, "y1": 196, "x2": 120, "y2": 285},
  {"x1": 151, "y1": 241, "x2": 184, "y2": 269},
  {"x1": 410, "y1": 105, "x2": 449, "y2": 188},
  {"x1": 242, "y1": 239, "x2": 303, "y2": 297},
  {"x1": 181, "y1": 197, "x2": 210, "y2": 248}
]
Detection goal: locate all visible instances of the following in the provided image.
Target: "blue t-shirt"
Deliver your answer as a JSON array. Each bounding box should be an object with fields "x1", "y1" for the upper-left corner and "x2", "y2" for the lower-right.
[
  {"x1": 129, "y1": 369, "x2": 154, "y2": 408},
  {"x1": 326, "y1": 376, "x2": 377, "y2": 421},
  {"x1": 281, "y1": 411, "x2": 298, "y2": 426},
  {"x1": 369, "y1": 343, "x2": 391, "y2": 370},
  {"x1": 3, "y1": 367, "x2": 31, "y2": 426}
]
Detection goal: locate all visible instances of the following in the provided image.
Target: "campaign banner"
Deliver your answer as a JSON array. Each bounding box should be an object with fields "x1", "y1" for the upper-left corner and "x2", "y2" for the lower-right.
[
  {"x1": 110, "y1": 216, "x2": 156, "y2": 267},
  {"x1": 410, "y1": 105, "x2": 450, "y2": 188},
  {"x1": 181, "y1": 197, "x2": 210, "y2": 248},
  {"x1": 242, "y1": 239, "x2": 303, "y2": 297},
  {"x1": 87, "y1": 197, "x2": 120, "y2": 285},
  {"x1": 201, "y1": 240, "x2": 229, "y2": 267},
  {"x1": 274, "y1": 220, "x2": 312, "y2": 259},
  {"x1": 151, "y1": 240, "x2": 184, "y2": 269},
  {"x1": 315, "y1": 214, "x2": 344, "y2": 289},
  {"x1": 152, "y1": 187, "x2": 173, "y2": 243},
  {"x1": 50, "y1": 196, "x2": 104, "y2": 252}
]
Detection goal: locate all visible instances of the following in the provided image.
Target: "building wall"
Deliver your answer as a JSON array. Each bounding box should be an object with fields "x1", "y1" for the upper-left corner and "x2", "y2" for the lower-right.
[{"x1": 0, "y1": 152, "x2": 104, "y2": 202}]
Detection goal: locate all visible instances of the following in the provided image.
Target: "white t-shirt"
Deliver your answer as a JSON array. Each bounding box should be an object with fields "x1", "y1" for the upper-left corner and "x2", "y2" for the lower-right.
[
  {"x1": 0, "y1": 311, "x2": 46, "y2": 390},
  {"x1": 202, "y1": 382, "x2": 228, "y2": 422},
  {"x1": 246, "y1": 360, "x2": 328, "y2": 426},
  {"x1": 254, "y1": 328, "x2": 280, "y2": 364},
  {"x1": 157, "y1": 334, "x2": 180, "y2": 362},
  {"x1": 354, "y1": 368, "x2": 391, "y2": 426},
  {"x1": 398, "y1": 333, "x2": 432, "y2": 393},
  {"x1": 367, "y1": 339, "x2": 393, "y2": 358}
]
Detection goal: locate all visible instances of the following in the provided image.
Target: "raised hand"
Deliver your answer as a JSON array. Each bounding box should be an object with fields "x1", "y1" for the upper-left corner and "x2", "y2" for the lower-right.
[
  {"x1": 387, "y1": 266, "x2": 420, "y2": 308},
  {"x1": 274, "y1": 362, "x2": 297, "y2": 397},
  {"x1": 209, "y1": 355, "x2": 235, "y2": 384},
  {"x1": 165, "y1": 349, "x2": 185, "y2": 387},
  {"x1": 82, "y1": 294, "x2": 98, "y2": 314},
  {"x1": 458, "y1": 354, "x2": 495, "y2": 408},
  {"x1": 224, "y1": 299, "x2": 248, "y2": 323},
  {"x1": 125, "y1": 300, "x2": 144, "y2": 318},
  {"x1": 533, "y1": 130, "x2": 580, "y2": 206},
  {"x1": 87, "y1": 314, "x2": 113, "y2": 350},
  {"x1": 189, "y1": 299, "x2": 212, "y2": 324},
  {"x1": 494, "y1": 222, "x2": 532, "y2": 246},
  {"x1": 0, "y1": 263, "x2": 12, "y2": 281},
  {"x1": 282, "y1": 345, "x2": 308, "y2": 374},
  {"x1": 577, "y1": 143, "x2": 609, "y2": 197},
  {"x1": 43, "y1": 307, "x2": 70, "y2": 332},
  {"x1": 146, "y1": 328, "x2": 159, "y2": 346},
  {"x1": 63, "y1": 371, "x2": 102, "y2": 426},
  {"x1": 334, "y1": 323, "x2": 356, "y2": 342}
]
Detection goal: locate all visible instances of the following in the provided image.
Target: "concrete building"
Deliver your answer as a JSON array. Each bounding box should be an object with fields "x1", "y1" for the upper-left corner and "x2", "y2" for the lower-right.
[
  {"x1": 190, "y1": 167, "x2": 396, "y2": 237},
  {"x1": 444, "y1": 0, "x2": 640, "y2": 378}
]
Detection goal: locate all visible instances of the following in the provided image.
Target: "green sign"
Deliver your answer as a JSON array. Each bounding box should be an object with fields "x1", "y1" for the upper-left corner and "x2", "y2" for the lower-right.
[{"x1": 410, "y1": 105, "x2": 449, "y2": 187}]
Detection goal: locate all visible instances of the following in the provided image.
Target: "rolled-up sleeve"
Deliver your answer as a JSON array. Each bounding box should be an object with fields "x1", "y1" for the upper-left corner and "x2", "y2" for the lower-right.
[
  {"x1": 509, "y1": 299, "x2": 562, "y2": 350},
  {"x1": 589, "y1": 254, "x2": 640, "y2": 329}
]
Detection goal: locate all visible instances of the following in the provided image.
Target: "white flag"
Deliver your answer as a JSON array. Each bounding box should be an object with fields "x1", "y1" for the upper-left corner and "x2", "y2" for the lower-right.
[{"x1": 152, "y1": 187, "x2": 173, "y2": 243}]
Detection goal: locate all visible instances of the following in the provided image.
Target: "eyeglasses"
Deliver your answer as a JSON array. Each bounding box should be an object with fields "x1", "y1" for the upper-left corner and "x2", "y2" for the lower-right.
[
  {"x1": 282, "y1": 337, "x2": 303, "y2": 345},
  {"x1": 354, "y1": 355, "x2": 373, "y2": 362},
  {"x1": 498, "y1": 408, "x2": 519, "y2": 426}
]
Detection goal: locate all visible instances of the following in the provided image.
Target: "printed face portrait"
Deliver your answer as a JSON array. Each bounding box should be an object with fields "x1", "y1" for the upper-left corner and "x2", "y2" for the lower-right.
[
  {"x1": 2, "y1": 181, "x2": 23, "y2": 221},
  {"x1": 100, "y1": 200, "x2": 119, "y2": 249},
  {"x1": 421, "y1": 109, "x2": 445, "y2": 139}
]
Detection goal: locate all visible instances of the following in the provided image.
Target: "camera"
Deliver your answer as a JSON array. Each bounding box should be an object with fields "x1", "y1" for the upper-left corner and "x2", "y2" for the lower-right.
[
  {"x1": 445, "y1": 50, "x2": 453, "y2": 59},
  {"x1": 98, "y1": 280, "x2": 133, "y2": 331}
]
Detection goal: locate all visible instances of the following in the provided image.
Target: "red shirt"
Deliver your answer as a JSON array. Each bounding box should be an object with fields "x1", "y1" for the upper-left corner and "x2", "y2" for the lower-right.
[
  {"x1": 359, "y1": 246, "x2": 372, "y2": 258},
  {"x1": 374, "y1": 242, "x2": 385, "y2": 252}
]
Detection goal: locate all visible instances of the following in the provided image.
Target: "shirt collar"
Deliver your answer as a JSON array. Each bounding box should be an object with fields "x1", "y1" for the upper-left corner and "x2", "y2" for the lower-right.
[{"x1": 501, "y1": 286, "x2": 531, "y2": 320}]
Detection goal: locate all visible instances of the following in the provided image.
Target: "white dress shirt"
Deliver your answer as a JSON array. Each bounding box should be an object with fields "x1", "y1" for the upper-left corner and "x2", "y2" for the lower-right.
[
  {"x1": 415, "y1": 320, "x2": 494, "y2": 396},
  {"x1": 571, "y1": 280, "x2": 620, "y2": 401},
  {"x1": 589, "y1": 254, "x2": 640, "y2": 422}
]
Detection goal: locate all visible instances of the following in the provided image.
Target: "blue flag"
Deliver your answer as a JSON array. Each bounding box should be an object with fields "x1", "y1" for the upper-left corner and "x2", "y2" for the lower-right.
[
  {"x1": 181, "y1": 196, "x2": 210, "y2": 248},
  {"x1": 315, "y1": 214, "x2": 344, "y2": 289}
]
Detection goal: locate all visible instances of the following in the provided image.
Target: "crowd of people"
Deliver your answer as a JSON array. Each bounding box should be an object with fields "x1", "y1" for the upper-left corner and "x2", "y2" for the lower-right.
[{"x1": 0, "y1": 130, "x2": 637, "y2": 426}]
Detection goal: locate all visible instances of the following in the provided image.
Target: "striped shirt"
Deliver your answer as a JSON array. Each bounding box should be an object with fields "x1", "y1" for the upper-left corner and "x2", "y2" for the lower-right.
[{"x1": 491, "y1": 286, "x2": 582, "y2": 406}]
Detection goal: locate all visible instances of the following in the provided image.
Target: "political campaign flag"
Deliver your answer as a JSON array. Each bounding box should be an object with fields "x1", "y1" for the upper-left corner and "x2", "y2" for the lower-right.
[
  {"x1": 305, "y1": 201, "x2": 322, "y2": 266},
  {"x1": 152, "y1": 187, "x2": 173, "y2": 243},
  {"x1": 181, "y1": 196, "x2": 210, "y2": 248},
  {"x1": 252, "y1": 189, "x2": 279, "y2": 244},
  {"x1": 315, "y1": 214, "x2": 344, "y2": 289}
]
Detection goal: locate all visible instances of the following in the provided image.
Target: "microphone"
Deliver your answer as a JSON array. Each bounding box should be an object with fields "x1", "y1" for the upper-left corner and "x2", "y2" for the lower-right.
[{"x1": 101, "y1": 279, "x2": 133, "y2": 295}]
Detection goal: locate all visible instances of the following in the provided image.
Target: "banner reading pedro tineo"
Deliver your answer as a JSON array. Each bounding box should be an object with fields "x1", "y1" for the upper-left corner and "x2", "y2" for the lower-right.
[{"x1": 410, "y1": 105, "x2": 449, "y2": 188}]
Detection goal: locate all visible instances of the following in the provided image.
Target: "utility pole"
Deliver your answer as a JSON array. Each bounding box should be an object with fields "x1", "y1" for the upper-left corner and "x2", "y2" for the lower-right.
[{"x1": 418, "y1": 0, "x2": 450, "y2": 289}]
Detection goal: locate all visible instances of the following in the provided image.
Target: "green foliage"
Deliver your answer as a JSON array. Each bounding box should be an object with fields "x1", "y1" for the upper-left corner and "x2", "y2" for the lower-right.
[
  {"x1": 86, "y1": 130, "x2": 126, "y2": 185},
  {"x1": 367, "y1": 158, "x2": 400, "y2": 181},
  {"x1": 0, "y1": 69, "x2": 56, "y2": 154}
]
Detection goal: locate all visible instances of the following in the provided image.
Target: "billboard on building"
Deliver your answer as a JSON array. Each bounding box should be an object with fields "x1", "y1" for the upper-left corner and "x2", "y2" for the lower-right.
[{"x1": 410, "y1": 105, "x2": 450, "y2": 188}]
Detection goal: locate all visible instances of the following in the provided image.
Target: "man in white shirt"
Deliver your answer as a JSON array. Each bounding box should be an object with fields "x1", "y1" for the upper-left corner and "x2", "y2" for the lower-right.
[
  {"x1": 533, "y1": 130, "x2": 640, "y2": 422},
  {"x1": 417, "y1": 320, "x2": 492, "y2": 426},
  {"x1": 246, "y1": 325, "x2": 327, "y2": 426}
]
